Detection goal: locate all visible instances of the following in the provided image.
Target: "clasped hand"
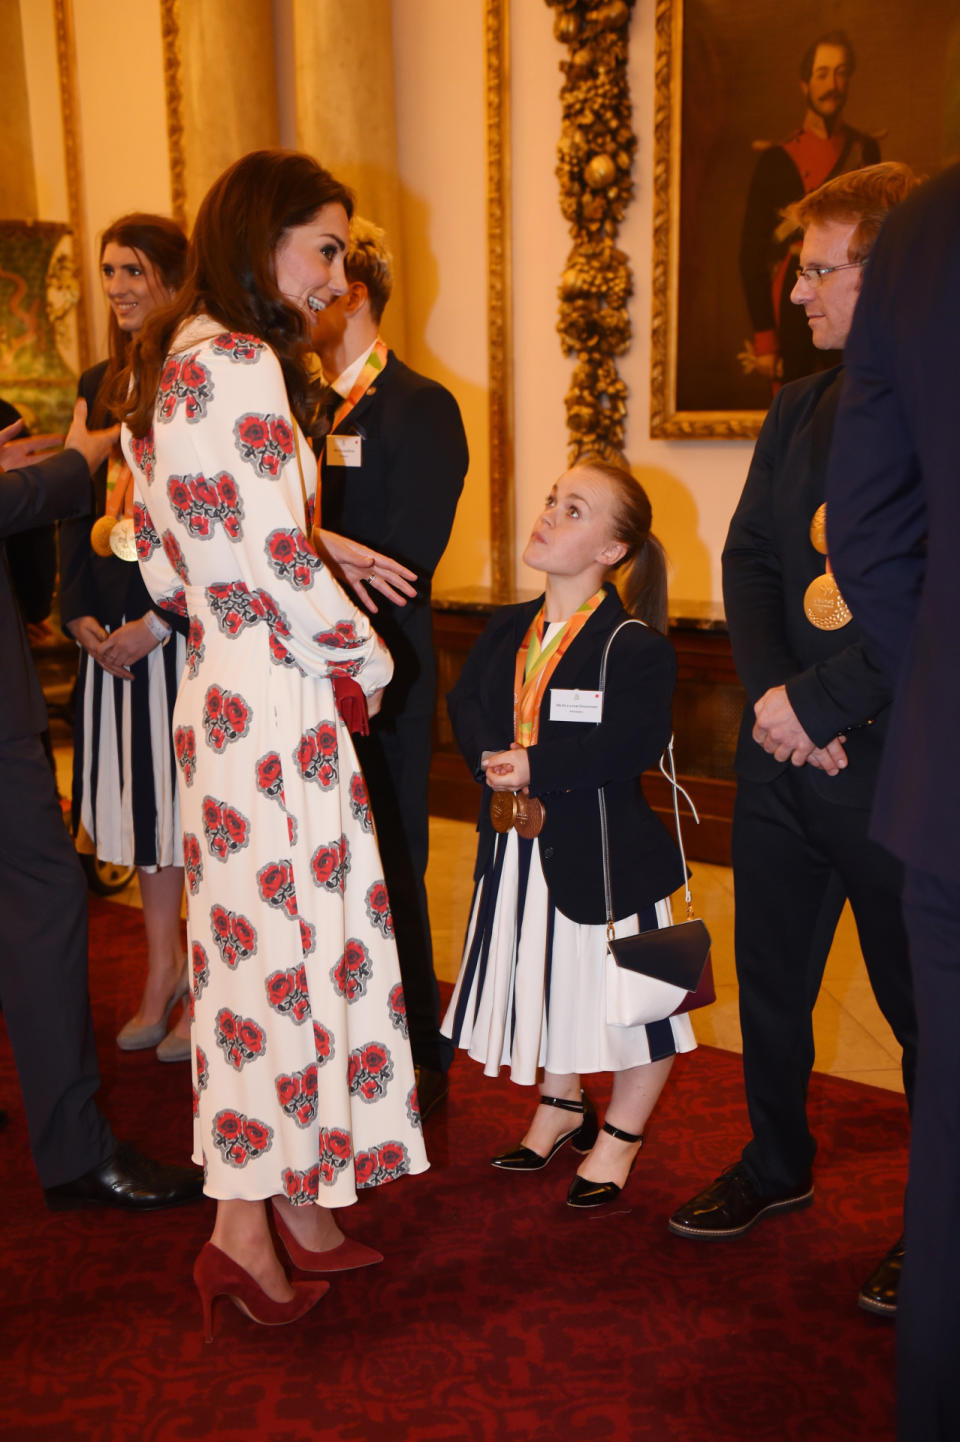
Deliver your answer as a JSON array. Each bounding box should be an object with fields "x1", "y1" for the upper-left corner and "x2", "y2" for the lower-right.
[
  {"x1": 752, "y1": 684, "x2": 847, "y2": 776},
  {"x1": 482, "y1": 742, "x2": 531, "y2": 792},
  {"x1": 67, "y1": 615, "x2": 161, "y2": 679}
]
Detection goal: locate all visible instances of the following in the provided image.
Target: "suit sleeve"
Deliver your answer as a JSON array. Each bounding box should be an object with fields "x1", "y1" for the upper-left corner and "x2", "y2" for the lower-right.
[
  {"x1": 446, "y1": 611, "x2": 516, "y2": 779},
  {"x1": 373, "y1": 383, "x2": 467, "y2": 577},
  {"x1": 527, "y1": 631, "x2": 676, "y2": 795},
  {"x1": 784, "y1": 642, "x2": 890, "y2": 745},
  {"x1": 0, "y1": 450, "x2": 91, "y2": 539}
]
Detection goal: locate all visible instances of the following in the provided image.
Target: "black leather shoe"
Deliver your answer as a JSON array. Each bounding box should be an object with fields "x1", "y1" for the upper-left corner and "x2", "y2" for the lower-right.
[
  {"x1": 44, "y1": 1142, "x2": 204, "y2": 1212},
  {"x1": 493, "y1": 1091, "x2": 599, "y2": 1171},
  {"x1": 414, "y1": 1065, "x2": 449, "y2": 1123},
  {"x1": 566, "y1": 1120, "x2": 643, "y2": 1208},
  {"x1": 668, "y1": 1162, "x2": 814, "y2": 1239},
  {"x1": 858, "y1": 1235, "x2": 904, "y2": 1317}
]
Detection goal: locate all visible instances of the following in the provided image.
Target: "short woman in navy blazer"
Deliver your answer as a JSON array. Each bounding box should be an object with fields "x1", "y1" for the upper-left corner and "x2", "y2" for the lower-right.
[{"x1": 442, "y1": 460, "x2": 697, "y2": 1207}]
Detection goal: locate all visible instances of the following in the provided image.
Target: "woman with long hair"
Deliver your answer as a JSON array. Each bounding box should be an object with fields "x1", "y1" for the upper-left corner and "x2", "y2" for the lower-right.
[
  {"x1": 120, "y1": 151, "x2": 428, "y2": 1337},
  {"x1": 60, "y1": 214, "x2": 192, "y2": 1060}
]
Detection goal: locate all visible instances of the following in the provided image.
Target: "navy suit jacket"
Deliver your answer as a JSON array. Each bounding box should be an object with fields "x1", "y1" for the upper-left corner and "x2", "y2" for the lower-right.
[
  {"x1": 447, "y1": 584, "x2": 684, "y2": 925},
  {"x1": 827, "y1": 162, "x2": 960, "y2": 881},
  {"x1": 723, "y1": 365, "x2": 892, "y2": 807},
  {"x1": 319, "y1": 352, "x2": 467, "y2": 722},
  {"x1": 1, "y1": 449, "x2": 91, "y2": 742}
]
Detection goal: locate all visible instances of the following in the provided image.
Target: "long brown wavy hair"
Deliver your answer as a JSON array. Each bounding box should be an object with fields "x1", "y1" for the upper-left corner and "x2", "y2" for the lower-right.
[
  {"x1": 92, "y1": 213, "x2": 187, "y2": 426},
  {"x1": 120, "y1": 150, "x2": 354, "y2": 439}
]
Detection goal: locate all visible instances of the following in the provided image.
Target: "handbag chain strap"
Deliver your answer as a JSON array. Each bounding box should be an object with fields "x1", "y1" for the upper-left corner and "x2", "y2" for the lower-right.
[{"x1": 597, "y1": 620, "x2": 700, "y2": 939}]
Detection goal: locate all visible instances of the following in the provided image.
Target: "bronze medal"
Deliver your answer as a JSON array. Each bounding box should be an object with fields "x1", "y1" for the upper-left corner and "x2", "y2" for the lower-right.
[
  {"x1": 514, "y1": 795, "x2": 545, "y2": 840},
  {"x1": 90, "y1": 514, "x2": 117, "y2": 557},
  {"x1": 803, "y1": 572, "x2": 852, "y2": 631},
  {"x1": 490, "y1": 791, "x2": 518, "y2": 833},
  {"x1": 109, "y1": 515, "x2": 138, "y2": 562}
]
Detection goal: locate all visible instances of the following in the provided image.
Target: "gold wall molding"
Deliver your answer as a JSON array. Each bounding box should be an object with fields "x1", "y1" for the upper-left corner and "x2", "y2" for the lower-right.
[
  {"x1": 160, "y1": 0, "x2": 187, "y2": 230},
  {"x1": 546, "y1": 0, "x2": 636, "y2": 463},
  {"x1": 485, "y1": 0, "x2": 514, "y2": 602},
  {"x1": 53, "y1": 0, "x2": 90, "y2": 369}
]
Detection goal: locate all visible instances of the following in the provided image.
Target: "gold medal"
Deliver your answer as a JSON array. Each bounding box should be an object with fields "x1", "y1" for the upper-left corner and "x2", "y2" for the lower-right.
[
  {"x1": 809, "y1": 503, "x2": 828, "y2": 556},
  {"x1": 490, "y1": 791, "x2": 518, "y2": 833},
  {"x1": 90, "y1": 514, "x2": 117, "y2": 557},
  {"x1": 108, "y1": 515, "x2": 138, "y2": 562},
  {"x1": 803, "y1": 572, "x2": 852, "y2": 630},
  {"x1": 514, "y1": 795, "x2": 546, "y2": 840}
]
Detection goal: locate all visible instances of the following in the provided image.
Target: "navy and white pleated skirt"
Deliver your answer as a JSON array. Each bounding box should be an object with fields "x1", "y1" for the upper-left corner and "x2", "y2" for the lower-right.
[
  {"x1": 441, "y1": 830, "x2": 697, "y2": 1086},
  {"x1": 72, "y1": 625, "x2": 185, "y2": 870}
]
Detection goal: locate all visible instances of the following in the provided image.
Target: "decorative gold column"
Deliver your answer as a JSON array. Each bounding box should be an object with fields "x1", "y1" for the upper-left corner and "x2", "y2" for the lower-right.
[
  {"x1": 544, "y1": 0, "x2": 636, "y2": 462},
  {"x1": 486, "y1": 0, "x2": 514, "y2": 602}
]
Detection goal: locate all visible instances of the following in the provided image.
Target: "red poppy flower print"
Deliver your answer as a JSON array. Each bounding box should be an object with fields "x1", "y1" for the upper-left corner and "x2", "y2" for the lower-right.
[
  {"x1": 192, "y1": 940, "x2": 210, "y2": 999},
  {"x1": 313, "y1": 620, "x2": 364, "y2": 650},
  {"x1": 265, "y1": 961, "x2": 311, "y2": 1023},
  {"x1": 201, "y1": 793, "x2": 251, "y2": 862},
  {"x1": 299, "y1": 917, "x2": 316, "y2": 958},
  {"x1": 128, "y1": 430, "x2": 156, "y2": 484},
  {"x1": 234, "y1": 412, "x2": 295, "y2": 479},
  {"x1": 215, "y1": 1006, "x2": 266, "y2": 1070},
  {"x1": 353, "y1": 1140, "x2": 411, "y2": 1190},
  {"x1": 183, "y1": 833, "x2": 203, "y2": 894},
  {"x1": 205, "y1": 581, "x2": 264, "y2": 637},
  {"x1": 330, "y1": 937, "x2": 373, "y2": 1003},
  {"x1": 196, "y1": 1044, "x2": 209, "y2": 1093},
  {"x1": 209, "y1": 904, "x2": 257, "y2": 968},
  {"x1": 264, "y1": 528, "x2": 323, "y2": 591},
  {"x1": 348, "y1": 1040, "x2": 395, "y2": 1104},
  {"x1": 202, "y1": 685, "x2": 252, "y2": 751},
  {"x1": 281, "y1": 1163, "x2": 320, "y2": 1206},
  {"x1": 294, "y1": 721, "x2": 339, "y2": 790},
  {"x1": 406, "y1": 1085, "x2": 420, "y2": 1129},
  {"x1": 186, "y1": 616, "x2": 205, "y2": 678},
  {"x1": 211, "y1": 332, "x2": 264, "y2": 364},
  {"x1": 348, "y1": 772, "x2": 373, "y2": 833},
  {"x1": 310, "y1": 834, "x2": 350, "y2": 893},
  {"x1": 174, "y1": 725, "x2": 197, "y2": 787},
  {"x1": 133, "y1": 502, "x2": 160, "y2": 560},
  {"x1": 156, "y1": 351, "x2": 214, "y2": 424},
  {"x1": 257, "y1": 859, "x2": 299, "y2": 919},
  {"x1": 168, "y1": 471, "x2": 245, "y2": 543},
  {"x1": 313, "y1": 1021, "x2": 334, "y2": 1066},
  {"x1": 212, "y1": 1108, "x2": 273, "y2": 1168},
  {"x1": 275, "y1": 1063, "x2": 318, "y2": 1128},
  {"x1": 255, "y1": 751, "x2": 285, "y2": 808},
  {"x1": 167, "y1": 586, "x2": 188, "y2": 617},
  {"x1": 364, "y1": 879, "x2": 394, "y2": 939},
  {"x1": 318, "y1": 1127, "x2": 353, "y2": 1187},
  {"x1": 162, "y1": 528, "x2": 189, "y2": 583},
  {"x1": 387, "y1": 982, "x2": 408, "y2": 1040}
]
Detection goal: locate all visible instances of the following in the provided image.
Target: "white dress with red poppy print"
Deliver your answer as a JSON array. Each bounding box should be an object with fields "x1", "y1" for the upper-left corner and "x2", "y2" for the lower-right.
[{"x1": 122, "y1": 315, "x2": 428, "y2": 1204}]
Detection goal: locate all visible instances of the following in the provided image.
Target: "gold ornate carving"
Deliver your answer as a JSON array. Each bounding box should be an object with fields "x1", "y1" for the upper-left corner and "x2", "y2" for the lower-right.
[
  {"x1": 53, "y1": 0, "x2": 91, "y2": 370},
  {"x1": 649, "y1": 0, "x2": 764, "y2": 439},
  {"x1": 546, "y1": 0, "x2": 636, "y2": 463},
  {"x1": 486, "y1": 0, "x2": 515, "y2": 602},
  {"x1": 160, "y1": 0, "x2": 187, "y2": 231}
]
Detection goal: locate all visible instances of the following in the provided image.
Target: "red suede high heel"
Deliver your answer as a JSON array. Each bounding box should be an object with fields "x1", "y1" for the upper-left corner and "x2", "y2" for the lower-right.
[
  {"x1": 271, "y1": 1202, "x2": 383, "y2": 1273},
  {"x1": 193, "y1": 1242, "x2": 329, "y2": 1342}
]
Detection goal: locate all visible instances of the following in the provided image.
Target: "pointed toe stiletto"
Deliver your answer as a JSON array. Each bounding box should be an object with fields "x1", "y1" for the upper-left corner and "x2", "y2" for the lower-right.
[
  {"x1": 566, "y1": 1121, "x2": 644, "y2": 1208},
  {"x1": 492, "y1": 1090, "x2": 599, "y2": 1171},
  {"x1": 193, "y1": 1242, "x2": 329, "y2": 1342},
  {"x1": 271, "y1": 1203, "x2": 383, "y2": 1273},
  {"x1": 117, "y1": 966, "x2": 190, "y2": 1051}
]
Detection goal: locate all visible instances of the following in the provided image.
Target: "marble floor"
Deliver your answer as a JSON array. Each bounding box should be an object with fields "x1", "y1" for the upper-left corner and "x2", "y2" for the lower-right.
[{"x1": 63, "y1": 702, "x2": 903, "y2": 1099}]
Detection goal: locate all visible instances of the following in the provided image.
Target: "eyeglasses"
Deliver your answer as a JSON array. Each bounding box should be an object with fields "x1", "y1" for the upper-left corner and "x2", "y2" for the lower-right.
[{"x1": 794, "y1": 259, "x2": 866, "y2": 286}]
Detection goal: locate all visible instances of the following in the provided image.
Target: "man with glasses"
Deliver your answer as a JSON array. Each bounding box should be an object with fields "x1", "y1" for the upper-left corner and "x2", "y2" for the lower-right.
[{"x1": 670, "y1": 163, "x2": 920, "y2": 1317}]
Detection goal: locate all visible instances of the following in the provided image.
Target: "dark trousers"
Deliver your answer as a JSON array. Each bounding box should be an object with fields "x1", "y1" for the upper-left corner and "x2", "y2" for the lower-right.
[
  {"x1": 897, "y1": 867, "x2": 960, "y2": 1442},
  {"x1": 0, "y1": 733, "x2": 113, "y2": 1186},
  {"x1": 354, "y1": 709, "x2": 453, "y2": 1074},
  {"x1": 732, "y1": 770, "x2": 916, "y2": 1195}
]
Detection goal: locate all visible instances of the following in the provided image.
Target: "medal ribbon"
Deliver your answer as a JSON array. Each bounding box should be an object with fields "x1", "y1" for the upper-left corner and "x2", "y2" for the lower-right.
[
  {"x1": 105, "y1": 452, "x2": 134, "y2": 518},
  {"x1": 329, "y1": 336, "x2": 389, "y2": 433},
  {"x1": 513, "y1": 589, "x2": 605, "y2": 747}
]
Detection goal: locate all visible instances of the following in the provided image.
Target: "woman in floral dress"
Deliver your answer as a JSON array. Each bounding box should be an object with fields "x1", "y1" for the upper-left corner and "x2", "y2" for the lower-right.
[{"x1": 120, "y1": 150, "x2": 428, "y2": 1336}]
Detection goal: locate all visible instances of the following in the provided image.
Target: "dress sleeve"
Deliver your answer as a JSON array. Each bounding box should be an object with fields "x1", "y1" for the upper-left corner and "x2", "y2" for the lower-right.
[{"x1": 128, "y1": 338, "x2": 393, "y2": 694}]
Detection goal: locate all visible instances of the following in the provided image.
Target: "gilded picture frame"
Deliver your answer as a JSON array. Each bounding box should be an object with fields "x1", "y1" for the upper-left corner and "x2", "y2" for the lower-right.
[{"x1": 650, "y1": 0, "x2": 960, "y2": 440}]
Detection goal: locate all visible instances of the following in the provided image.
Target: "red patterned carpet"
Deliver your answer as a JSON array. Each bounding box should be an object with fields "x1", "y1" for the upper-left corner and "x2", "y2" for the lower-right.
[{"x1": 0, "y1": 896, "x2": 906, "y2": 1441}]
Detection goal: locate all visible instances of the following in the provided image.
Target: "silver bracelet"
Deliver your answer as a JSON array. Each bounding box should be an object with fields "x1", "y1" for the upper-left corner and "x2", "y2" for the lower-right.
[{"x1": 143, "y1": 610, "x2": 171, "y2": 644}]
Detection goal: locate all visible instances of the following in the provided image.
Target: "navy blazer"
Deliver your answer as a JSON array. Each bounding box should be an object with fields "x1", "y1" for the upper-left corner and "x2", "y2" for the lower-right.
[
  {"x1": 1, "y1": 449, "x2": 91, "y2": 742},
  {"x1": 723, "y1": 365, "x2": 891, "y2": 807},
  {"x1": 828, "y1": 162, "x2": 960, "y2": 881},
  {"x1": 319, "y1": 352, "x2": 467, "y2": 721},
  {"x1": 447, "y1": 584, "x2": 684, "y2": 925}
]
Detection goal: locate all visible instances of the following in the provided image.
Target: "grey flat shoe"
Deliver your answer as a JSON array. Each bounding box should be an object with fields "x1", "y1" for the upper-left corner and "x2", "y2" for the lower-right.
[{"x1": 156, "y1": 1031, "x2": 192, "y2": 1063}]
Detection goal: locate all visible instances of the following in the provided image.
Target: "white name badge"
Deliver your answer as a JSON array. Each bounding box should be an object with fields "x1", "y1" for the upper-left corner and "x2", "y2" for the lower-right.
[
  {"x1": 326, "y1": 434, "x2": 362, "y2": 467},
  {"x1": 549, "y1": 688, "x2": 603, "y2": 722}
]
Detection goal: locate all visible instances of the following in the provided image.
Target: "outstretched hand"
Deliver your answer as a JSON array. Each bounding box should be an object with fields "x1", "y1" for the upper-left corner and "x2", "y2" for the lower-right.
[
  {"x1": 64, "y1": 398, "x2": 121, "y2": 474},
  {"x1": 0, "y1": 418, "x2": 64, "y2": 471},
  {"x1": 311, "y1": 527, "x2": 417, "y2": 613}
]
